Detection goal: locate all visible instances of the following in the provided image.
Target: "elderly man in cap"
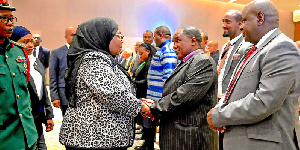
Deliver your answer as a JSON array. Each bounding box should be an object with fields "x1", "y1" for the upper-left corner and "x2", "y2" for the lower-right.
[
  {"x1": 0, "y1": 1, "x2": 38, "y2": 150},
  {"x1": 207, "y1": 0, "x2": 300, "y2": 149}
]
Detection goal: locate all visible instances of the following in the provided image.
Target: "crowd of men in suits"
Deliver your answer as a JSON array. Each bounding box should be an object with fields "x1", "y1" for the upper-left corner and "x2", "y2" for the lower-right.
[{"x1": 126, "y1": 1, "x2": 300, "y2": 150}]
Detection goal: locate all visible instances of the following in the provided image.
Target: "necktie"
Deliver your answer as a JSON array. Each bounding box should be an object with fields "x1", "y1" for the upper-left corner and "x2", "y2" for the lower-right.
[
  {"x1": 138, "y1": 57, "x2": 141, "y2": 63},
  {"x1": 217, "y1": 42, "x2": 231, "y2": 75},
  {"x1": 223, "y1": 46, "x2": 257, "y2": 103},
  {"x1": 33, "y1": 47, "x2": 36, "y2": 57}
]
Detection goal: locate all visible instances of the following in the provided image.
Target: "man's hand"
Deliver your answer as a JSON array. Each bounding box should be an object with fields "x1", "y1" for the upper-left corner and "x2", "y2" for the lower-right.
[
  {"x1": 207, "y1": 108, "x2": 226, "y2": 133},
  {"x1": 141, "y1": 102, "x2": 155, "y2": 120},
  {"x1": 52, "y1": 100, "x2": 60, "y2": 108},
  {"x1": 46, "y1": 119, "x2": 54, "y2": 132}
]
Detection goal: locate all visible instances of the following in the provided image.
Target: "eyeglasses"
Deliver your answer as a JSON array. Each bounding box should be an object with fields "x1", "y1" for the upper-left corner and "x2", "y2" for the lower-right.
[
  {"x1": 0, "y1": 16, "x2": 17, "y2": 24},
  {"x1": 115, "y1": 33, "x2": 124, "y2": 41}
]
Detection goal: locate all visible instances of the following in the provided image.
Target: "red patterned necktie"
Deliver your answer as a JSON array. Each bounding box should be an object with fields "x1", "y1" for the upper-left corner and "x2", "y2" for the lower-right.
[
  {"x1": 223, "y1": 46, "x2": 257, "y2": 103},
  {"x1": 218, "y1": 42, "x2": 231, "y2": 75}
]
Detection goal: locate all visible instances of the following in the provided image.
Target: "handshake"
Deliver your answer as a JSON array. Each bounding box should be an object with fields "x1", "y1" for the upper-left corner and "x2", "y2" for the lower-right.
[{"x1": 140, "y1": 98, "x2": 155, "y2": 121}]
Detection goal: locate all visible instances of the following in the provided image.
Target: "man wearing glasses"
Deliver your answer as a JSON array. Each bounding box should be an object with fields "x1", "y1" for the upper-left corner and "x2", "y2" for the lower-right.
[
  {"x1": 50, "y1": 26, "x2": 76, "y2": 116},
  {"x1": 0, "y1": 0, "x2": 38, "y2": 149}
]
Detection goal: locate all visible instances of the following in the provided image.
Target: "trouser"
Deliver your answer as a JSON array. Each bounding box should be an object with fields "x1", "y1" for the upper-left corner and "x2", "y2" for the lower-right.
[
  {"x1": 142, "y1": 127, "x2": 156, "y2": 150},
  {"x1": 219, "y1": 132, "x2": 224, "y2": 150},
  {"x1": 34, "y1": 118, "x2": 47, "y2": 150},
  {"x1": 65, "y1": 146, "x2": 127, "y2": 150}
]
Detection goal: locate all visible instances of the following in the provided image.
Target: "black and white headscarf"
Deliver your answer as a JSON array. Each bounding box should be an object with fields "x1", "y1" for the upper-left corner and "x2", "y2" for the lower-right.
[{"x1": 65, "y1": 17, "x2": 131, "y2": 107}]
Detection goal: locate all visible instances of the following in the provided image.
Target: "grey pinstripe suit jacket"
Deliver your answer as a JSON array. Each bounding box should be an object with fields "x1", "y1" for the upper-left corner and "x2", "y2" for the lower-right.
[{"x1": 151, "y1": 49, "x2": 218, "y2": 150}]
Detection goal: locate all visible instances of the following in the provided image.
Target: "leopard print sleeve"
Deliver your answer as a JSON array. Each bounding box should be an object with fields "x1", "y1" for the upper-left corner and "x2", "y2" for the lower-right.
[{"x1": 77, "y1": 52, "x2": 142, "y2": 117}]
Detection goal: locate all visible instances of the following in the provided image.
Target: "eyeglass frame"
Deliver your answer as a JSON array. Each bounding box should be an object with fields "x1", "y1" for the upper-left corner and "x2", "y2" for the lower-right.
[
  {"x1": 0, "y1": 16, "x2": 17, "y2": 24},
  {"x1": 115, "y1": 33, "x2": 124, "y2": 41}
]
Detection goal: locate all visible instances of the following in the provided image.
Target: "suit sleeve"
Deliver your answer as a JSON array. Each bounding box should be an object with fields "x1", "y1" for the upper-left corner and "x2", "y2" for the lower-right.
[
  {"x1": 44, "y1": 48, "x2": 50, "y2": 69},
  {"x1": 79, "y1": 56, "x2": 142, "y2": 117},
  {"x1": 49, "y1": 50, "x2": 60, "y2": 101},
  {"x1": 212, "y1": 42, "x2": 300, "y2": 127},
  {"x1": 151, "y1": 58, "x2": 216, "y2": 118}
]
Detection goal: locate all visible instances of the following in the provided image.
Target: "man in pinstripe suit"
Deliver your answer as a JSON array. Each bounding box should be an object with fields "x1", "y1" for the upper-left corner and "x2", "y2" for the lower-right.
[{"x1": 149, "y1": 26, "x2": 218, "y2": 150}]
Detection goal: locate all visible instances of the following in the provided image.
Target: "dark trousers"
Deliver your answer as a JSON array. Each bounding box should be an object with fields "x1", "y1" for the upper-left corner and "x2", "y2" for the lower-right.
[
  {"x1": 219, "y1": 132, "x2": 224, "y2": 150},
  {"x1": 65, "y1": 146, "x2": 127, "y2": 150},
  {"x1": 142, "y1": 127, "x2": 156, "y2": 150},
  {"x1": 61, "y1": 105, "x2": 68, "y2": 116},
  {"x1": 34, "y1": 116, "x2": 47, "y2": 150}
]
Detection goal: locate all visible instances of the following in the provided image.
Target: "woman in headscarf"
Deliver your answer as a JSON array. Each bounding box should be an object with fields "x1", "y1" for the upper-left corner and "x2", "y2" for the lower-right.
[
  {"x1": 59, "y1": 17, "x2": 148, "y2": 150},
  {"x1": 10, "y1": 26, "x2": 55, "y2": 150}
]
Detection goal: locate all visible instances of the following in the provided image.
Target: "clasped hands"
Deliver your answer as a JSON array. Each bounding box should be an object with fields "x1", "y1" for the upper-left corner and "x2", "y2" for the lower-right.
[
  {"x1": 140, "y1": 98, "x2": 155, "y2": 120},
  {"x1": 207, "y1": 108, "x2": 226, "y2": 133}
]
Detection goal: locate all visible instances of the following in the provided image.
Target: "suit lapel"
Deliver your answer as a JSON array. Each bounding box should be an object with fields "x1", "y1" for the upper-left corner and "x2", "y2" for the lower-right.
[
  {"x1": 38, "y1": 46, "x2": 43, "y2": 59},
  {"x1": 63, "y1": 45, "x2": 68, "y2": 55},
  {"x1": 166, "y1": 50, "x2": 200, "y2": 83},
  {"x1": 222, "y1": 36, "x2": 243, "y2": 80},
  {"x1": 235, "y1": 29, "x2": 281, "y2": 81},
  {"x1": 29, "y1": 74, "x2": 38, "y2": 96}
]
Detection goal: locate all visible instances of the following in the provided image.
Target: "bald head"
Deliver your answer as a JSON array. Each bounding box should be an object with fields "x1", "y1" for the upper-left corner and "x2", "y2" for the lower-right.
[
  {"x1": 154, "y1": 26, "x2": 171, "y2": 47},
  {"x1": 296, "y1": 41, "x2": 300, "y2": 49},
  {"x1": 143, "y1": 30, "x2": 154, "y2": 44},
  {"x1": 33, "y1": 33, "x2": 41, "y2": 47},
  {"x1": 65, "y1": 27, "x2": 77, "y2": 45},
  {"x1": 206, "y1": 40, "x2": 218, "y2": 54},
  {"x1": 134, "y1": 41, "x2": 142, "y2": 52},
  {"x1": 241, "y1": 0, "x2": 279, "y2": 44}
]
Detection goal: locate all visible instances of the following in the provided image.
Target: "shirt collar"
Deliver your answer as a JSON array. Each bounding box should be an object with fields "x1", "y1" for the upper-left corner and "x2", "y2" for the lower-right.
[
  {"x1": 255, "y1": 28, "x2": 278, "y2": 49},
  {"x1": 183, "y1": 49, "x2": 201, "y2": 62},
  {"x1": 229, "y1": 34, "x2": 242, "y2": 46},
  {"x1": 159, "y1": 40, "x2": 171, "y2": 48},
  {"x1": 66, "y1": 43, "x2": 70, "y2": 49}
]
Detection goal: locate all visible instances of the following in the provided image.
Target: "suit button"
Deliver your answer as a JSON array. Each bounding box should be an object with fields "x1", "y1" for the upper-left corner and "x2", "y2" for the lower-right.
[
  {"x1": 12, "y1": 73, "x2": 15, "y2": 77},
  {"x1": 19, "y1": 114, "x2": 22, "y2": 117},
  {"x1": 16, "y1": 95, "x2": 20, "y2": 98}
]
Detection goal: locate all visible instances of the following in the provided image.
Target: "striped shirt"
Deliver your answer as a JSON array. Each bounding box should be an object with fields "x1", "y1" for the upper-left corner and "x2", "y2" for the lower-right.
[{"x1": 146, "y1": 40, "x2": 178, "y2": 100}]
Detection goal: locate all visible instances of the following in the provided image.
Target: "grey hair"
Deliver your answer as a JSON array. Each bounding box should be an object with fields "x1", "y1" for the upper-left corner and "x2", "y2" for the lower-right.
[{"x1": 182, "y1": 26, "x2": 202, "y2": 44}]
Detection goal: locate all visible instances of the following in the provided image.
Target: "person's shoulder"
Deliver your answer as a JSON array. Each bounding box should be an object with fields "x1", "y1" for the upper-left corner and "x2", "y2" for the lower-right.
[
  {"x1": 52, "y1": 45, "x2": 67, "y2": 52},
  {"x1": 41, "y1": 46, "x2": 50, "y2": 52},
  {"x1": 11, "y1": 41, "x2": 26, "y2": 49}
]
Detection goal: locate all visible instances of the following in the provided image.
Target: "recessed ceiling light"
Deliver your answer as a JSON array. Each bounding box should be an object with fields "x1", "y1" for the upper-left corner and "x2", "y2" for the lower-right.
[{"x1": 230, "y1": 0, "x2": 237, "y2": 2}]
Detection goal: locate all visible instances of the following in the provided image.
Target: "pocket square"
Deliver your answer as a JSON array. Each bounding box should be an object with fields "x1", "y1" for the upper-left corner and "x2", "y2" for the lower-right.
[{"x1": 233, "y1": 54, "x2": 240, "y2": 60}]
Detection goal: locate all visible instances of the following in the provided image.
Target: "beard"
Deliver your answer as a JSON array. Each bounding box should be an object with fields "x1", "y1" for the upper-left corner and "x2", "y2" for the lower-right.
[{"x1": 222, "y1": 32, "x2": 230, "y2": 37}]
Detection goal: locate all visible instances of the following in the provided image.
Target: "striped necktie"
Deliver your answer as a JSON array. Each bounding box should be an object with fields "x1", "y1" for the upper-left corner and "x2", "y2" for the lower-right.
[{"x1": 217, "y1": 42, "x2": 231, "y2": 75}]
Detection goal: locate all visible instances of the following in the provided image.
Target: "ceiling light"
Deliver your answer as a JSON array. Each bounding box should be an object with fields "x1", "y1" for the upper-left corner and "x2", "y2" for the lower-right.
[{"x1": 230, "y1": 0, "x2": 237, "y2": 2}]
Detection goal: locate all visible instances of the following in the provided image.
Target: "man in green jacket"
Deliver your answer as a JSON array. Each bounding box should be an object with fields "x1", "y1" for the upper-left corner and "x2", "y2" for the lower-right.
[{"x1": 0, "y1": 1, "x2": 38, "y2": 149}]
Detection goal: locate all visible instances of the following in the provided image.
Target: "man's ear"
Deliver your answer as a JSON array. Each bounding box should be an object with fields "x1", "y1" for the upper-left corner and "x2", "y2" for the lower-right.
[
  {"x1": 191, "y1": 37, "x2": 196, "y2": 46},
  {"x1": 159, "y1": 33, "x2": 163, "y2": 39},
  {"x1": 257, "y1": 11, "x2": 264, "y2": 26}
]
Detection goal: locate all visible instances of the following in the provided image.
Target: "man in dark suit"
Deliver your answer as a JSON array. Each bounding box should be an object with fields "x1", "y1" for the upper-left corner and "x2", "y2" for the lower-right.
[
  {"x1": 207, "y1": 1, "x2": 300, "y2": 149},
  {"x1": 207, "y1": 40, "x2": 219, "y2": 64},
  {"x1": 50, "y1": 26, "x2": 76, "y2": 116},
  {"x1": 146, "y1": 26, "x2": 218, "y2": 150},
  {"x1": 33, "y1": 33, "x2": 50, "y2": 69}
]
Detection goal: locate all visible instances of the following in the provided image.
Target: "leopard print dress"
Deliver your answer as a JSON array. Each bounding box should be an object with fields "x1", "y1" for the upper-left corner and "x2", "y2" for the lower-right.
[{"x1": 59, "y1": 51, "x2": 142, "y2": 149}]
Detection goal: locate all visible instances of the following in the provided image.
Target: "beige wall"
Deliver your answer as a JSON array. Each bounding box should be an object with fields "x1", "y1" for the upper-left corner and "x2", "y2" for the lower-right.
[{"x1": 10, "y1": 0, "x2": 294, "y2": 51}]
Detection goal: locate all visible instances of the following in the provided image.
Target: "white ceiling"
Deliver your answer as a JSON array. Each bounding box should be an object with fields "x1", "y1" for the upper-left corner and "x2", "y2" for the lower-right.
[{"x1": 211, "y1": 0, "x2": 300, "y2": 11}]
